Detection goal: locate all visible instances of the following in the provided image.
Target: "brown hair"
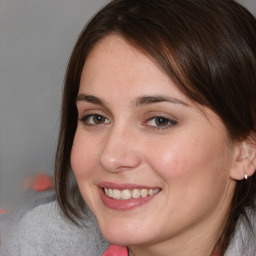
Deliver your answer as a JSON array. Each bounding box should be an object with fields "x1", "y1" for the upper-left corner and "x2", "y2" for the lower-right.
[{"x1": 55, "y1": 0, "x2": 256, "y2": 254}]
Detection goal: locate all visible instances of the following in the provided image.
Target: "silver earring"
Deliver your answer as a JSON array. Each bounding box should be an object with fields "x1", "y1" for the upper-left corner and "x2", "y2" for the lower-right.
[{"x1": 244, "y1": 173, "x2": 248, "y2": 180}]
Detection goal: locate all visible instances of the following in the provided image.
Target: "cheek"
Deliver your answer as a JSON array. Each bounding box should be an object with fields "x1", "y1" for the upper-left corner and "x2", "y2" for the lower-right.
[
  {"x1": 146, "y1": 132, "x2": 231, "y2": 183},
  {"x1": 145, "y1": 132, "x2": 233, "y2": 224},
  {"x1": 70, "y1": 131, "x2": 97, "y2": 179}
]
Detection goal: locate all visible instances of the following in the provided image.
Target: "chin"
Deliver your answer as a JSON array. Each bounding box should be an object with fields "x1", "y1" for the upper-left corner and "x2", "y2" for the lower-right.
[
  {"x1": 98, "y1": 219, "x2": 153, "y2": 246},
  {"x1": 102, "y1": 232, "x2": 143, "y2": 247}
]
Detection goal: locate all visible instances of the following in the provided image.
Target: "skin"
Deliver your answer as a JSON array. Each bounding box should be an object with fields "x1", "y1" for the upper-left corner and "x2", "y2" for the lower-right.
[{"x1": 71, "y1": 35, "x2": 242, "y2": 256}]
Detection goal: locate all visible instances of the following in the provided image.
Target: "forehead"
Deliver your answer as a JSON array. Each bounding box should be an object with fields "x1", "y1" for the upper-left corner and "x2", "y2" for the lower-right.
[
  {"x1": 79, "y1": 35, "x2": 187, "y2": 101},
  {"x1": 82, "y1": 35, "x2": 162, "y2": 81}
]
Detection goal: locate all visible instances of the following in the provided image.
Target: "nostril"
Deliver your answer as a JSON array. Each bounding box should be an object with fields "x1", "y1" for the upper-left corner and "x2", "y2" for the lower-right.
[
  {"x1": 98, "y1": 129, "x2": 141, "y2": 172},
  {"x1": 99, "y1": 150, "x2": 141, "y2": 173}
]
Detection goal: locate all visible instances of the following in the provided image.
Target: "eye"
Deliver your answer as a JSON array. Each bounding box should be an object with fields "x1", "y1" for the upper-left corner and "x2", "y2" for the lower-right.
[
  {"x1": 144, "y1": 116, "x2": 177, "y2": 129},
  {"x1": 79, "y1": 114, "x2": 110, "y2": 126}
]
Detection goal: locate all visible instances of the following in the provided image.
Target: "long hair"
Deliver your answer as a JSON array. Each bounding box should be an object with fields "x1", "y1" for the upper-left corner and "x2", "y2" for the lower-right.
[{"x1": 55, "y1": 0, "x2": 256, "y2": 254}]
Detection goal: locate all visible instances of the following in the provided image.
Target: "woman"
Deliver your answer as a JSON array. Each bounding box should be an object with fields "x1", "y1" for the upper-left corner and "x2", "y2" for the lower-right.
[{"x1": 55, "y1": 0, "x2": 256, "y2": 255}]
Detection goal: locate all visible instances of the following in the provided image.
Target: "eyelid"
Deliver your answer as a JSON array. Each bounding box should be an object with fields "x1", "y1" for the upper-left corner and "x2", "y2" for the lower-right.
[
  {"x1": 79, "y1": 114, "x2": 111, "y2": 127},
  {"x1": 142, "y1": 112, "x2": 178, "y2": 130},
  {"x1": 76, "y1": 103, "x2": 112, "y2": 119},
  {"x1": 143, "y1": 111, "x2": 178, "y2": 122},
  {"x1": 143, "y1": 116, "x2": 177, "y2": 129},
  {"x1": 78, "y1": 106, "x2": 111, "y2": 127},
  {"x1": 77, "y1": 107, "x2": 107, "y2": 118}
]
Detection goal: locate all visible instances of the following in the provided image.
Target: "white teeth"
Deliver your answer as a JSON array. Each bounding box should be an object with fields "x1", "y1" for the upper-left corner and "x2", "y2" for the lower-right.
[
  {"x1": 109, "y1": 188, "x2": 113, "y2": 198},
  {"x1": 113, "y1": 189, "x2": 122, "y2": 199},
  {"x1": 141, "y1": 189, "x2": 148, "y2": 198},
  {"x1": 132, "y1": 189, "x2": 140, "y2": 199},
  {"x1": 103, "y1": 187, "x2": 160, "y2": 200},
  {"x1": 121, "y1": 189, "x2": 131, "y2": 199}
]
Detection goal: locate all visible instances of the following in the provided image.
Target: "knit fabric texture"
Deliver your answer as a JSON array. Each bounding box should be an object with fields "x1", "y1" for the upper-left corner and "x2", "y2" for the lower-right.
[{"x1": 0, "y1": 190, "x2": 109, "y2": 256}]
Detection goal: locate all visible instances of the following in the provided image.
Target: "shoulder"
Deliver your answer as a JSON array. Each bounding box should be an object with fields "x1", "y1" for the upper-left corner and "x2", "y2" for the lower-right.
[
  {"x1": 225, "y1": 207, "x2": 256, "y2": 256},
  {"x1": 1, "y1": 190, "x2": 109, "y2": 256}
]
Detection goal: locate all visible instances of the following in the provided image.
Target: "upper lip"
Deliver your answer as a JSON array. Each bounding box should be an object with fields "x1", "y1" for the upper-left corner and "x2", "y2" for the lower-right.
[{"x1": 98, "y1": 182, "x2": 161, "y2": 190}]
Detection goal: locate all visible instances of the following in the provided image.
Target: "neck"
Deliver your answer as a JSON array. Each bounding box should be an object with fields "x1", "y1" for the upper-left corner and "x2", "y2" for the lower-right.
[
  {"x1": 128, "y1": 240, "x2": 219, "y2": 256},
  {"x1": 128, "y1": 237, "x2": 218, "y2": 256},
  {"x1": 127, "y1": 210, "x2": 226, "y2": 256}
]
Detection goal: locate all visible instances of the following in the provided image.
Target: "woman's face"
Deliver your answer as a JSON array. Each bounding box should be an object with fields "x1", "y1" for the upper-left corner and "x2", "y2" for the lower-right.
[{"x1": 71, "y1": 35, "x2": 237, "y2": 250}]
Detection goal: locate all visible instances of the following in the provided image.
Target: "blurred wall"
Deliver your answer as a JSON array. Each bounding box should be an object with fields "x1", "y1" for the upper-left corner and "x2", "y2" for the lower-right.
[
  {"x1": 0, "y1": 0, "x2": 108, "y2": 210},
  {"x1": 0, "y1": 0, "x2": 255, "y2": 210}
]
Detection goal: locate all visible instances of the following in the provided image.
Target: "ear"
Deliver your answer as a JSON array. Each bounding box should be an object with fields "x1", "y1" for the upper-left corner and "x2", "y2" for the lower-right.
[{"x1": 230, "y1": 132, "x2": 256, "y2": 180}]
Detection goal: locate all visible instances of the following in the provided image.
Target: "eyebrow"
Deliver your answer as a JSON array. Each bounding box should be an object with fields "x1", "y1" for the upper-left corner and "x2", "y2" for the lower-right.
[
  {"x1": 76, "y1": 94, "x2": 189, "y2": 108},
  {"x1": 76, "y1": 94, "x2": 107, "y2": 107},
  {"x1": 132, "y1": 95, "x2": 189, "y2": 107}
]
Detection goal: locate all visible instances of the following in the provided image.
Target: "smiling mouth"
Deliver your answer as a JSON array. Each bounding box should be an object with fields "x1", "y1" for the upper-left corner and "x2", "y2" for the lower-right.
[{"x1": 103, "y1": 188, "x2": 161, "y2": 200}]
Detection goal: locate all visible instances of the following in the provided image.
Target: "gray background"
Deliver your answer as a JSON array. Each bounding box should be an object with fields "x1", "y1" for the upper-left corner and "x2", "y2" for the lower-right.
[{"x1": 0, "y1": 0, "x2": 256, "y2": 210}]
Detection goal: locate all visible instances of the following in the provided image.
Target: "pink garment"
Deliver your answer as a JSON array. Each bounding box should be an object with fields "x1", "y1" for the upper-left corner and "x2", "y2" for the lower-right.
[
  {"x1": 211, "y1": 253, "x2": 220, "y2": 256},
  {"x1": 102, "y1": 244, "x2": 221, "y2": 256},
  {"x1": 102, "y1": 244, "x2": 128, "y2": 256}
]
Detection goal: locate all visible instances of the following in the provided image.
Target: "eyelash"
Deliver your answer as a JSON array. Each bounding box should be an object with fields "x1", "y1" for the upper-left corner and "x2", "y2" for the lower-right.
[
  {"x1": 79, "y1": 114, "x2": 178, "y2": 130},
  {"x1": 143, "y1": 116, "x2": 178, "y2": 130},
  {"x1": 79, "y1": 114, "x2": 110, "y2": 126}
]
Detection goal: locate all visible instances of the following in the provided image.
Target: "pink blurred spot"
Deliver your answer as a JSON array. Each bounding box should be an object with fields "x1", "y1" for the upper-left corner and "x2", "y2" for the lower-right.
[{"x1": 33, "y1": 174, "x2": 53, "y2": 191}]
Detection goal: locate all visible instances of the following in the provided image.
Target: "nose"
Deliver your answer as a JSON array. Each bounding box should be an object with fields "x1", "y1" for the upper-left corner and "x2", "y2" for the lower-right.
[{"x1": 99, "y1": 126, "x2": 141, "y2": 173}]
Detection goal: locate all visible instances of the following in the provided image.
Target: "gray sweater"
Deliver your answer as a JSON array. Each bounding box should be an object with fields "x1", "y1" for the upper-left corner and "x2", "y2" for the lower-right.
[
  {"x1": 0, "y1": 190, "x2": 109, "y2": 256},
  {"x1": 1, "y1": 190, "x2": 256, "y2": 256}
]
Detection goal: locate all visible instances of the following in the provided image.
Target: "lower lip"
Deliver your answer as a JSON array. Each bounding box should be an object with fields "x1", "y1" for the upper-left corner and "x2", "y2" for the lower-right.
[{"x1": 99, "y1": 188, "x2": 159, "y2": 210}]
